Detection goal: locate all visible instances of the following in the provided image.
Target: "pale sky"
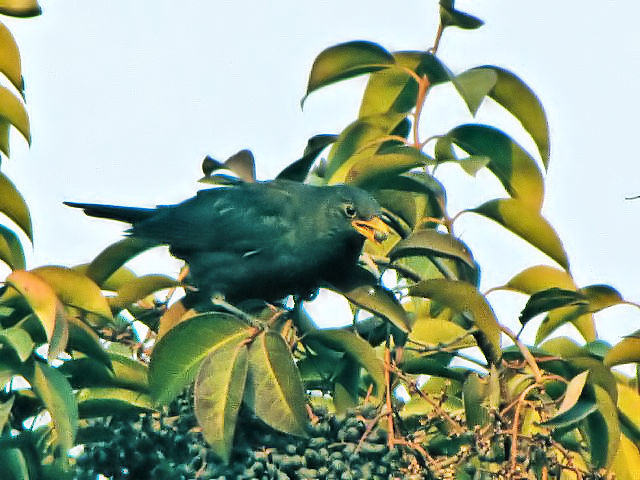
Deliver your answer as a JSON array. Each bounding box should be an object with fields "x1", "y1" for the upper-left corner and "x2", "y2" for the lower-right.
[{"x1": 2, "y1": 1, "x2": 640, "y2": 348}]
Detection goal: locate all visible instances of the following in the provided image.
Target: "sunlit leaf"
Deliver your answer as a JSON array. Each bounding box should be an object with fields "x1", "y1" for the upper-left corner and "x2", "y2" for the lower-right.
[
  {"x1": 0, "y1": 0, "x2": 42, "y2": 18},
  {"x1": 0, "y1": 21, "x2": 22, "y2": 92},
  {"x1": 157, "y1": 299, "x2": 196, "y2": 340},
  {"x1": 0, "y1": 326, "x2": 32, "y2": 362},
  {"x1": 611, "y1": 435, "x2": 640, "y2": 480},
  {"x1": 76, "y1": 387, "x2": 154, "y2": 418},
  {"x1": 481, "y1": 66, "x2": 550, "y2": 169},
  {"x1": 195, "y1": 341, "x2": 248, "y2": 463},
  {"x1": 409, "y1": 318, "x2": 475, "y2": 350},
  {"x1": 305, "y1": 329, "x2": 385, "y2": 402},
  {"x1": 245, "y1": 331, "x2": 308, "y2": 436},
  {"x1": 0, "y1": 224, "x2": 24, "y2": 270},
  {"x1": 409, "y1": 279, "x2": 501, "y2": 364},
  {"x1": 149, "y1": 313, "x2": 252, "y2": 406},
  {"x1": 108, "y1": 352, "x2": 149, "y2": 392},
  {"x1": 557, "y1": 370, "x2": 590, "y2": 415},
  {"x1": 604, "y1": 330, "x2": 640, "y2": 367},
  {"x1": 448, "y1": 125, "x2": 544, "y2": 209},
  {"x1": 31, "y1": 266, "x2": 113, "y2": 321},
  {"x1": 580, "y1": 284, "x2": 625, "y2": 312},
  {"x1": 345, "y1": 145, "x2": 434, "y2": 186},
  {"x1": 0, "y1": 171, "x2": 32, "y2": 241},
  {"x1": 85, "y1": 237, "x2": 157, "y2": 286},
  {"x1": 303, "y1": 40, "x2": 394, "y2": 105},
  {"x1": 0, "y1": 86, "x2": 29, "y2": 145},
  {"x1": 519, "y1": 287, "x2": 587, "y2": 325},
  {"x1": 389, "y1": 229, "x2": 475, "y2": 270},
  {"x1": 470, "y1": 198, "x2": 569, "y2": 270},
  {"x1": 108, "y1": 274, "x2": 179, "y2": 312},
  {"x1": 22, "y1": 360, "x2": 78, "y2": 453},
  {"x1": 505, "y1": 265, "x2": 576, "y2": 293},
  {"x1": 536, "y1": 306, "x2": 595, "y2": 344},
  {"x1": 454, "y1": 68, "x2": 497, "y2": 115}
]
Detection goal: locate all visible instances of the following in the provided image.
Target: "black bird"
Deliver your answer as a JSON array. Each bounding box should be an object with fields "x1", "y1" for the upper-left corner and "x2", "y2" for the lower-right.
[{"x1": 65, "y1": 180, "x2": 389, "y2": 303}]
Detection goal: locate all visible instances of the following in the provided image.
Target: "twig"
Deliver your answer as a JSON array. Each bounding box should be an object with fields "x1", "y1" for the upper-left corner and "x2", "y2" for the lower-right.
[{"x1": 384, "y1": 346, "x2": 396, "y2": 448}]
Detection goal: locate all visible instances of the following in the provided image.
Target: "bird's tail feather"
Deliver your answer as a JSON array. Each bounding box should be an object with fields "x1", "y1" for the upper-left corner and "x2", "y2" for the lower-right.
[{"x1": 64, "y1": 202, "x2": 154, "y2": 224}]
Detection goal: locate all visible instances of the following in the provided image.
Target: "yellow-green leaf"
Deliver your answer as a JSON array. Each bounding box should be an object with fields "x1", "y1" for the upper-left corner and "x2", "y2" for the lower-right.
[
  {"x1": 149, "y1": 313, "x2": 252, "y2": 406},
  {"x1": 409, "y1": 318, "x2": 475, "y2": 350},
  {"x1": 340, "y1": 283, "x2": 410, "y2": 334},
  {"x1": 345, "y1": 145, "x2": 434, "y2": 187},
  {"x1": 0, "y1": 20, "x2": 22, "y2": 92},
  {"x1": 448, "y1": 125, "x2": 544, "y2": 210},
  {"x1": 454, "y1": 67, "x2": 497, "y2": 115},
  {"x1": 194, "y1": 341, "x2": 248, "y2": 464},
  {"x1": 604, "y1": 330, "x2": 640, "y2": 368},
  {"x1": 76, "y1": 387, "x2": 154, "y2": 418},
  {"x1": 245, "y1": 331, "x2": 308, "y2": 437},
  {"x1": 409, "y1": 279, "x2": 501, "y2": 364},
  {"x1": 584, "y1": 385, "x2": 620, "y2": 468},
  {"x1": 0, "y1": 86, "x2": 29, "y2": 144},
  {"x1": 303, "y1": 41, "x2": 394, "y2": 105},
  {"x1": 557, "y1": 370, "x2": 590, "y2": 415},
  {"x1": 505, "y1": 265, "x2": 576, "y2": 293},
  {"x1": 389, "y1": 228, "x2": 475, "y2": 271},
  {"x1": 31, "y1": 266, "x2": 113, "y2": 321},
  {"x1": 470, "y1": 198, "x2": 569, "y2": 270},
  {"x1": 85, "y1": 237, "x2": 156, "y2": 286},
  {"x1": 0, "y1": 171, "x2": 32, "y2": 241},
  {"x1": 0, "y1": 0, "x2": 42, "y2": 18},
  {"x1": 108, "y1": 274, "x2": 179, "y2": 312}
]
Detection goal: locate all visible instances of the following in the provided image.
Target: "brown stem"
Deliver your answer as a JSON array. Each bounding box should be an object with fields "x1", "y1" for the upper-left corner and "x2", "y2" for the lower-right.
[
  {"x1": 384, "y1": 346, "x2": 396, "y2": 448},
  {"x1": 431, "y1": 22, "x2": 444, "y2": 54}
]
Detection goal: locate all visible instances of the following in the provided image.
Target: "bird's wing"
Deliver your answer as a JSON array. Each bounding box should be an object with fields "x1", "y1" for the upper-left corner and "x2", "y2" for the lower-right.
[{"x1": 131, "y1": 182, "x2": 301, "y2": 254}]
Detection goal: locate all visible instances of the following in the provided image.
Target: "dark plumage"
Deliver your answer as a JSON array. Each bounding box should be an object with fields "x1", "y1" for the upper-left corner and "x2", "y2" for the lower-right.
[{"x1": 65, "y1": 180, "x2": 388, "y2": 302}]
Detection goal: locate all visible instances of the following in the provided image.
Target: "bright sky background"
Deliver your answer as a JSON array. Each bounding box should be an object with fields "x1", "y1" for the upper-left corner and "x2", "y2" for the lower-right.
[{"x1": 2, "y1": 1, "x2": 640, "y2": 352}]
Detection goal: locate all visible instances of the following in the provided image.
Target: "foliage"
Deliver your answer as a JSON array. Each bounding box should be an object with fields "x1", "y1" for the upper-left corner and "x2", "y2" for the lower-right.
[{"x1": 1, "y1": 1, "x2": 640, "y2": 479}]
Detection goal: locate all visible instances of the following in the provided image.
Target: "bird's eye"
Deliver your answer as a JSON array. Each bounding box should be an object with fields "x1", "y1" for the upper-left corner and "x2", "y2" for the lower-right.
[{"x1": 344, "y1": 204, "x2": 357, "y2": 218}]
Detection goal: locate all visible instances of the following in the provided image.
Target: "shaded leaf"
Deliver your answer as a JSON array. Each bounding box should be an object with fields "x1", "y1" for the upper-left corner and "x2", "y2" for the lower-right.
[
  {"x1": 85, "y1": 237, "x2": 157, "y2": 286},
  {"x1": 0, "y1": 224, "x2": 25, "y2": 269},
  {"x1": 303, "y1": 41, "x2": 394, "y2": 105},
  {"x1": 470, "y1": 198, "x2": 569, "y2": 270},
  {"x1": 344, "y1": 145, "x2": 434, "y2": 186},
  {"x1": 0, "y1": 20, "x2": 22, "y2": 92},
  {"x1": 454, "y1": 68, "x2": 497, "y2": 115},
  {"x1": 439, "y1": 1, "x2": 484, "y2": 30},
  {"x1": 0, "y1": 326, "x2": 33, "y2": 362},
  {"x1": 581, "y1": 284, "x2": 625, "y2": 312},
  {"x1": 519, "y1": 287, "x2": 587, "y2": 325},
  {"x1": 0, "y1": 0, "x2": 41, "y2": 18},
  {"x1": 276, "y1": 134, "x2": 337, "y2": 182},
  {"x1": 340, "y1": 283, "x2": 410, "y2": 334},
  {"x1": 22, "y1": 360, "x2": 78, "y2": 453},
  {"x1": 401, "y1": 355, "x2": 467, "y2": 382},
  {"x1": 583, "y1": 385, "x2": 620, "y2": 468},
  {"x1": 76, "y1": 387, "x2": 154, "y2": 418},
  {"x1": 409, "y1": 279, "x2": 501, "y2": 364},
  {"x1": 541, "y1": 399, "x2": 597, "y2": 429},
  {"x1": 195, "y1": 341, "x2": 248, "y2": 463},
  {"x1": 201, "y1": 150, "x2": 256, "y2": 183},
  {"x1": 536, "y1": 306, "x2": 595, "y2": 344},
  {"x1": 389, "y1": 229, "x2": 475, "y2": 270},
  {"x1": 67, "y1": 315, "x2": 111, "y2": 366},
  {"x1": 0, "y1": 447, "x2": 28, "y2": 480},
  {"x1": 31, "y1": 266, "x2": 113, "y2": 321},
  {"x1": 448, "y1": 125, "x2": 544, "y2": 209},
  {"x1": 463, "y1": 373, "x2": 490, "y2": 427},
  {"x1": 557, "y1": 370, "x2": 590, "y2": 415},
  {"x1": 245, "y1": 331, "x2": 307, "y2": 436},
  {"x1": 0, "y1": 86, "x2": 29, "y2": 144},
  {"x1": 0, "y1": 171, "x2": 32, "y2": 241},
  {"x1": 0, "y1": 395, "x2": 13, "y2": 431},
  {"x1": 305, "y1": 329, "x2": 385, "y2": 402},
  {"x1": 482, "y1": 66, "x2": 550, "y2": 169},
  {"x1": 149, "y1": 313, "x2": 252, "y2": 406}
]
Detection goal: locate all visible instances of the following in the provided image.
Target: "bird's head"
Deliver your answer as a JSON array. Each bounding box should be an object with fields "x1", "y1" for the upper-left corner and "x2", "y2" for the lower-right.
[{"x1": 328, "y1": 185, "x2": 389, "y2": 245}]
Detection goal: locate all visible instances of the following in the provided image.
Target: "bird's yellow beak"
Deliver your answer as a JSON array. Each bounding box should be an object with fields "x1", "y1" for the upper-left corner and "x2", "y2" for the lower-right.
[{"x1": 352, "y1": 216, "x2": 389, "y2": 244}]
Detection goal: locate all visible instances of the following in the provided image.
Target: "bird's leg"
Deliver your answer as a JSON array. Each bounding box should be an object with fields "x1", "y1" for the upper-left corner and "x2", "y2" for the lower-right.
[{"x1": 210, "y1": 294, "x2": 257, "y2": 325}]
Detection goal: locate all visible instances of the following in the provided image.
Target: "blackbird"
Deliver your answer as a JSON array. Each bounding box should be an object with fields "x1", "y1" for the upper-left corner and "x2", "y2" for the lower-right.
[{"x1": 65, "y1": 180, "x2": 389, "y2": 303}]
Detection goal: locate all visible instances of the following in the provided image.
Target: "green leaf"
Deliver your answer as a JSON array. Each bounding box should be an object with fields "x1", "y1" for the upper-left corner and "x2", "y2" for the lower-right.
[
  {"x1": 505, "y1": 265, "x2": 576, "y2": 293},
  {"x1": 439, "y1": 1, "x2": 484, "y2": 30},
  {"x1": 0, "y1": 120, "x2": 10, "y2": 157},
  {"x1": 463, "y1": 373, "x2": 490, "y2": 427},
  {"x1": 149, "y1": 313, "x2": 252, "y2": 406},
  {"x1": 0, "y1": 326, "x2": 33, "y2": 362},
  {"x1": 325, "y1": 113, "x2": 407, "y2": 184},
  {"x1": 454, "y1": 68, "x2": 497, "y2": 115},
  {"x1": 0, "y1": 225, "x2": 25, "y2": 270},
  {"x1": 76, "y1": 387, "x2": 154, "y2": 418},
  {"x1": 22, "y1": 361, "x2": 78, "y2": 453},
  {"x1": 448, "y1": 125, "x2": 544, "y2": 209},
  {"x1": 31, "y1": 266, "x2": 113, "y2": 321},
  {"x1": 67, "y1": 315, "x2": 111, "y2": 366},
  {"x1": 0, "y1": 172, "x2": 32, "y2": 241},
  {"x1": 302, "y1": 40, "x2": 395, "y2": 105},
  {"x1": 359, "y1": 51, "x2": 452, "y2": 117},
  {"x1": 401, "y1": 354, "x2": 467, "y2": 382},
  {"x1": 345, "y1": 145, "x2": 434, "y2": 186},
  {"x1": 557, "y1": 370, "x2": 590, "y2": 415},
  {"x1": 604, "y1": 330, "x2": 640, "y2": 367},
  {"x1": 409, "y1": 279, "x2": 501, "y2": 365},
  {"x1": 482, "y1": 66, "x2": 550, "y2": 169},
  {"x1": 409, "y1": 318, "x2": 475, "y2": 350},
  {"x1": 583, "y1": 385, "x2": 621, "y2": 468},
  {"x1": 245, "y1": 331, "x2": 308, "y2": 436},
  {"x1": 536, "y1": 307, "x2": 595, "y2": 344},
  {"x1": 0, "y1": 21, "x2": 22, "y2": 92},
  {"x1": 0, "y1": 0, "x2": 42, "y2": 18},
  {"x1": 339, "y1": 283, "x2": 410, "y2": 334},
  {"x1": 541, "y1": 399, "x2": 597, "y2": 429},
  {"x1": 276, "y1": 134, "x2": 338, "y2": 182},
  {"x1": 108, "y1": 274, "x2": 179, "y2": 312},
  {"x1": 0, "y1": 447, "x2": 28, "y2": 480},
  {"x1": 519, "y1": 287, "x2": 587, "y2": 325},
  {"x1": 85, "y1": 237, "x2": 157, "y2": 287},
  {"x1": 305, "y1": 329, "x2": 385, "y2": 402},
  {"x1": 0, "y1": 86, "x2": 29, "y2": 144},
  {"x1": 580, "y1": 284, "x2": 625, "y2": 312},
  {"x1": 389, "y1": 229, "x2": 475, "y2": 271},
  {"x1": 108, "y1": 352, "x2": 149, "y2": 392},
  {"x1": 194, "y1": 341, "x2": 248, "y2": 464},
  {"x1": 470, "y1": 198, "x2": 569, "y2": 270},
  {"x1": 0, "y1": 395, "x2": 14, "y2": 431}
]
